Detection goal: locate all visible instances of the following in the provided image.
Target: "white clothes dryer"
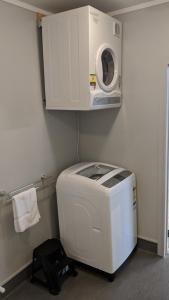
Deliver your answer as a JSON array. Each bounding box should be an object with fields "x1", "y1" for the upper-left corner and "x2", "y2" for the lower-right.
[
  {"x1": 89, "y1": 7, "x2": 122, "y2": 108},
  {"x1": 42, "y1": 6, "x2": 122, "y2": 110}
]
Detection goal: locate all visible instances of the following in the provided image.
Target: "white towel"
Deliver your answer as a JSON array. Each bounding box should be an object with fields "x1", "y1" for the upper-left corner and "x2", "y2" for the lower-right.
[{"x1": 12, "y1": 187, "x2": 41, "y2": 232}]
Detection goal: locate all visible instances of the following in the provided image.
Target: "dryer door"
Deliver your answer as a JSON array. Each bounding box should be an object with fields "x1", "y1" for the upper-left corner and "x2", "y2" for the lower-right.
[{"x1": 96, "y1": 44, "x2": 119, "y2": 93}]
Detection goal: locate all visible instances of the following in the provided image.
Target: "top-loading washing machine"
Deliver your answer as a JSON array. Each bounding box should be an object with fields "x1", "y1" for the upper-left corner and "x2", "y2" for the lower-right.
[
  {"x1": 56, "y1": 162, "x2": 137, "y2": 277},
  {"x1": 42, "y1": 6, "x2": 122, "y2": 110}
]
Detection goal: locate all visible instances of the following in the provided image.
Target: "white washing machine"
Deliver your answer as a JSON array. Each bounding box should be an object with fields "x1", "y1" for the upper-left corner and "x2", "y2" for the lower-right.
[
  {"x1": 56, "y1": 162, "x2": 137, "y2": 276},
  {"x1": 42, "y1": 6, "x2": 122, "y2": 110}
]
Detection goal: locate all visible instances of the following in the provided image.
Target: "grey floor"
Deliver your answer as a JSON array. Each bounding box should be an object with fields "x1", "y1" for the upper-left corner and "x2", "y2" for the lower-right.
[{"x1": 4, "y1": 250, "x2": 169, "y2": 300}]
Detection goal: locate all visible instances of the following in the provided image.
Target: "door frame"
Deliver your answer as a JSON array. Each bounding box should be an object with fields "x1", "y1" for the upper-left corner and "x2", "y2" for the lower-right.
[{"x1": 158, "y1": 66, "x2": 169, "y2": 256}]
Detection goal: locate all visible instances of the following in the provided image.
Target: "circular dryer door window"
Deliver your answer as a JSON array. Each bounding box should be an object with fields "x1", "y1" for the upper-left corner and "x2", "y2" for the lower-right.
[
  {"x1": 96, "y1": 45, "x2": 118, "y2": 93},
  {"x1": 102, "y1": 49, "x2": 114, "y2": 86}
]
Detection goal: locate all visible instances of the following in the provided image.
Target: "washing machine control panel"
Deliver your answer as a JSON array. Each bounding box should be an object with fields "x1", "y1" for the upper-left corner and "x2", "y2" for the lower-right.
[{"x1": 102, "y1": 170, "x2": 132, "y2": 188}]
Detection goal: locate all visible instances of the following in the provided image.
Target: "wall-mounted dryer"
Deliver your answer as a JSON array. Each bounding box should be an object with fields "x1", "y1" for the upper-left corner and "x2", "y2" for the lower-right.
[{"x1": 42, "y1": 6, "x2": 122, "y2": 110}]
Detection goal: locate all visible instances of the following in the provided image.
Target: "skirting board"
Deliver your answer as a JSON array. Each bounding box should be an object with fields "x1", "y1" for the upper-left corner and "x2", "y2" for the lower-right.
[
  {"x1": 0, "y1": 238, "x2": 158, "y2": 298},
  {"x1": 0, "y1": 264, "x2": 32, "y2": 299},
  {"x1": 137, "y1": 238, "x2": 158, "y2": 254}
]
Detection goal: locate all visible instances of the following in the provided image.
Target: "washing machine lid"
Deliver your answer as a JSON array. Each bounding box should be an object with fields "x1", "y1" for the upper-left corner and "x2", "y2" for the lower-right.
[
  {"x1": 77, "y1": 164, "x2": 116, "y2": 181},
  {"x1": 102, "y1": 170, "x2": 132, "y2": 188},
  {"x1": 96, "y1": 44, "x2": 119, "y2": 93}
]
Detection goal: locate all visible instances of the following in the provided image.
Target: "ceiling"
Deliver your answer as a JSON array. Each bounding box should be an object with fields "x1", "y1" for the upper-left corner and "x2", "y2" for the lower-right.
[{"x1": 21, "y1": 0, "x2": 154, "y2": 13}]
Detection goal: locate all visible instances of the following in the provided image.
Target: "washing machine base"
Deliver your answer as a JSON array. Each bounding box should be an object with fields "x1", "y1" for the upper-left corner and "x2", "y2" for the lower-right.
[
  {"x1": 73, "y1": 260, "x2": 115, "y2": 282},
  {"x1": 72, "y1": 245, "x2": 137, "y2": 282}
]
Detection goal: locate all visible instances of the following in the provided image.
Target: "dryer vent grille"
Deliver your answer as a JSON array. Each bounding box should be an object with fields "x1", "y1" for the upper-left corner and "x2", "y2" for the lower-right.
[
  {"x1": 113, "y1": 22, "x2": 121, "y2": 37},
  {"x1": 93, "y1": 97, "x2": 120, "y2": 106}
]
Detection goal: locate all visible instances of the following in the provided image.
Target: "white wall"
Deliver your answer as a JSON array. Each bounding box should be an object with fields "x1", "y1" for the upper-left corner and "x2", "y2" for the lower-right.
[
  {"x1": 0, "y1": 1, "x2": 77, "y2": 284},
  {"x1": 80, "y1": 3, "x2": 169, "y2": 244},
  {"x1": 0, "y1": 1, "x2": 77, "y2": 192}
]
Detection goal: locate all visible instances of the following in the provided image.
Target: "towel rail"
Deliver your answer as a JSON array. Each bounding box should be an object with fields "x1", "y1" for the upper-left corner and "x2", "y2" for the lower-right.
[
  {"x1": 0, "y1": 174, "x2": 56, "y2": 204},
  {"x1": 0, "y1": 285, "x2": 5, "y2": 294}
]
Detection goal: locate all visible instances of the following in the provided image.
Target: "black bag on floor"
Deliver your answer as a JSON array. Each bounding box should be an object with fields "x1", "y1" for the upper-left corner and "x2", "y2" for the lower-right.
[{"x1": 31, "y1": 238, "x2": 77, "y2": 295}]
